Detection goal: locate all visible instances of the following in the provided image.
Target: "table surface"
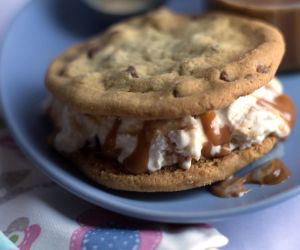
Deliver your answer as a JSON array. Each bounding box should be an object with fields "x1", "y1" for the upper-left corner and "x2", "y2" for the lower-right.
[{"x1": 1, "y1": 1, "x2": 299, "y2": 249}]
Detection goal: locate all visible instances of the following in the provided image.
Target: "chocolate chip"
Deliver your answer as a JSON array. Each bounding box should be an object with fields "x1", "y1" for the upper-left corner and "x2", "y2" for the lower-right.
[
  {"x1": 220, "y1": 71, "x2": 230, "y2": 82},
  {"x1": 244, "y1": 74, "x2": 253, "y2": 80},
  {"x1": 87, "y1": 31, "x2": 120, "y2": 59},
  {"x1": 172, "y1": 89, "x2": 180, "y2": 97},
  {"x1": 190, "y1": 15, "x2": 199, "y2": 20},
  {"x1": 126, "y1": 65, "x2": 139, "y2": 78},
  {"x1": 64, "y1": 54, "x2": 76, "y2": 62},
  {"x1": 107, "y1": 30, "x2": 120, "y2": 38},
  {"x1": 58, "y1": 68, "x2": 65, "y2": 76},
  {"x1": 208, "y1": 44, "x2": 219, "y2": 53},
  {"x1": 256, "y1": 65, "x2": 270, "y2": 73},
  {"x1": 87, "y1": 45, "x2": 100, "y2": 59}
]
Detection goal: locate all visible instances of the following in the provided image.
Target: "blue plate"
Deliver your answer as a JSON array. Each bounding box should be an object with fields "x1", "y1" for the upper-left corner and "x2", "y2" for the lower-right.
[{"x1": 1, "y1": 0, "x2": 300, "y2": 223}]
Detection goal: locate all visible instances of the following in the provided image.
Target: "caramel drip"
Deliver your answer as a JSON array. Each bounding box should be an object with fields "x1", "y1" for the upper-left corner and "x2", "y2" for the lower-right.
[
  {"x1": 103, "y1": 118, "x2": 122, "y2": 157},
  {"x1": 122, "y1": 119, "x2": 192, "y2": 174},
  {"x1": 257, "y1": 94, "x2": 296, "y2": 129},
  {"x1": 123, "y1": 122, "x2": 154, "y2": 174},
  {"x1": 200, "y1": 112, "x2": 231, "y2": 145},
  {"x1": 200, "y1": 111, "x2": 232, "y2": 158},
  {"x1": 209, "y1": 159, "x2": 291, "y2": 198}
]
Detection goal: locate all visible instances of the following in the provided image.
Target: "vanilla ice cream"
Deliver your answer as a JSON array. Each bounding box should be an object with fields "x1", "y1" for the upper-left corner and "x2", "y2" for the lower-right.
[{"x1": 46, "y1": 78, "x2": 295, "y2": 174}]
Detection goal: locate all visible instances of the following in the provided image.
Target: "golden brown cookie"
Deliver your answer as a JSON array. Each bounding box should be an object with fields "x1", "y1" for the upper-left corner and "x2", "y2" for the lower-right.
[
  {"x1": 67, "y1": 136, "x2": 277, "y2": 192},
  {"x1": 46, "y1": 9, "x2": 284, "y2": 119}
]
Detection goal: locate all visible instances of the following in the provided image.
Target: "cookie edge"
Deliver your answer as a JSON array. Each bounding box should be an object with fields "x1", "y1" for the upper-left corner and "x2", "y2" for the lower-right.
[{"x1": 66, "y1": 136, "x2": 277, "y2": 192}]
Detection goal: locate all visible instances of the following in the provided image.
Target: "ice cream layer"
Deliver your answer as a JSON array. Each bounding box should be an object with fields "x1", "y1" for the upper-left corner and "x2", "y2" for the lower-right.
[{"x1": 47, "y1": 78, "x2": 295, "y2": 174}]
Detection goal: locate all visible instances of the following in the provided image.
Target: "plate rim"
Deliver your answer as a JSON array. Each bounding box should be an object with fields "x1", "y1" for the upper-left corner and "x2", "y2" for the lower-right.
[{"x1": 1, "y1": 0, "x2": 300, "y2": 223}]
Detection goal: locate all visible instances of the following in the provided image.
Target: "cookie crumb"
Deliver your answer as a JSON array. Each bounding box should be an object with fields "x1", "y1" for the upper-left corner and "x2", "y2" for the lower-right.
[
  {"x1": 87, "y1": 46, "x2": 99, "y2": 59},
  {"x1": 172, "y1": 89, "x2": 180, "y2": 97},
  {"x1": 220, "y1": 71, "x2": 231, "y2": 82},
  {"x1": 58, "y1": 68, "x2": 65, "y2": 76},
  {"x1": 126, "y1": 65, "x2": 139, "y2": 78}
]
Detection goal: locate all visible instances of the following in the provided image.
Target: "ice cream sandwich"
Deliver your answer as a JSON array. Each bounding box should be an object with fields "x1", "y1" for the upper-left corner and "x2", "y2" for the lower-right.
[{"x1": 45, "y1": 9, "x2": 295, "y2": 192}]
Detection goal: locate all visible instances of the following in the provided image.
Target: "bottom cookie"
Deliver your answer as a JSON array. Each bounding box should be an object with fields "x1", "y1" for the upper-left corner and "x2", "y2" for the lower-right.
[{"x1": 66, "y1": 136, "x2": 277, "y2": 192}]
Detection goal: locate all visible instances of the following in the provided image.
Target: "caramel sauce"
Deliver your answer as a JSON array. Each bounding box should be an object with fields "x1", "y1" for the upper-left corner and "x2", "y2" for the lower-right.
[
  {"x1": 200, "y1": 111, "x2": 232, "y2": 158},
  {"x1": 123, "y1": 122, "x2": 154, "y2": 174},
  {"x1": 257, "y1": 94, "x2": 296, "y2": 129},
  {"x1": 209, "y1": 159, "x2": 291, "y2": 198},
  {"x1": 103, "y1": 118, "x2": 122, "y2": 157},
  {"x1": 200, "y1": 112, "x2": 231, "y2": 145},
  {"x1": 122, "y1": 118, "x2": 198, "y2": 174}
]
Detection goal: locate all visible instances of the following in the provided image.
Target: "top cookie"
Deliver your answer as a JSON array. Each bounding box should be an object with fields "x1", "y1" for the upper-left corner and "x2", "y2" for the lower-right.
[{"x1": 46, "y1": 9, "x2": 284, "y2": 119}]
